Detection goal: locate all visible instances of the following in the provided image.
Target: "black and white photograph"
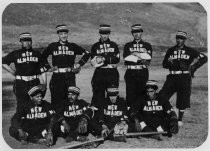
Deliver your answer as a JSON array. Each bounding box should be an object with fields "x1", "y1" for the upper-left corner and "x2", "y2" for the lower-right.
[{"x1": 1, "y1": 0, "x2": 208, "y2": 149}]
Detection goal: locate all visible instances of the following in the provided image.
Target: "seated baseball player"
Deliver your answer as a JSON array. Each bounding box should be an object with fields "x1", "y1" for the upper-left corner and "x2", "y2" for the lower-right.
[
  {"x1": 96, "y1": 87, "x2": 129, "y2": 140},
  {"x1": 55, "y1": 86, "x2": 102, "y2": 142},
  {"x1": 128, "y1": 80, "x2": 179, "y2": 139},
  {"x1": 9, "y1": 85, "x2": 58, "y2": 147}
]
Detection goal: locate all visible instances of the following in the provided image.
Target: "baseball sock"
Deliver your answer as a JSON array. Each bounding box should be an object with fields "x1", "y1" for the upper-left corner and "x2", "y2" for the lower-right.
[{"x1": 178, "y1": 110, "x2": 185, "y2": 121}]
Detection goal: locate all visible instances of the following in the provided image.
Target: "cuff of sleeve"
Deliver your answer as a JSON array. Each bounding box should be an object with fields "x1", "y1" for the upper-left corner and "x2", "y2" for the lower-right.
[
  {"x1": 78, "y1": 60, "x2": 85, "y2": 67},
  {"x1": 99, "y1": 120, "x2": 105, "y2": 125}
]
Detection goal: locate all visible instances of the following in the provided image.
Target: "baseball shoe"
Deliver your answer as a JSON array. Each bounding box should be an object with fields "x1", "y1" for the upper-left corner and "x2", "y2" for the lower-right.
[
  {"x1": 77, "y1": 136, "x2": 88, "y2": 142},
  {"x1": 20, "y1": 140, "x2": 28, "y2": 145},
  {"x1": 178, "y1": 121, "x2": 184, "y2": 127},
  {"x1": 65, "y1": 136, "x2": 74, "y2": 143}
]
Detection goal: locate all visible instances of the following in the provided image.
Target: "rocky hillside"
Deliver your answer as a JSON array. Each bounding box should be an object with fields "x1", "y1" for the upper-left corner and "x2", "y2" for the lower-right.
[{"x1": 2, "y1": 3, "x2": 207, "y2": 50}]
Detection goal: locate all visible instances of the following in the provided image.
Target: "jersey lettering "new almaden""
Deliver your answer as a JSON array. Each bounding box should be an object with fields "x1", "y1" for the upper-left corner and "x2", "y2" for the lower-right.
[
  {"x1": 100, "y1": 97, "x2": 128, "y2": 128},
  {"x1": 162, "y1": 45, "x2": 200, "y2": 71},
  {"x1": 123, "y1": 40, "x2": 153, "y2": 66},
  {"x1": 91, "y1": 38, "x2": 120, "y2": 66},
  {"x1": 62, "y1": 99, "x2": 90, "y2": 126},
  {"x1": 2, "y1": 48, "x2": 50, "y2": 76},
  {"x1": 42, "y1": 42, "x2": 90, "y2": 68},
  {"x1": 11, "y1": 100, "x2": 55, "y2": 132}
]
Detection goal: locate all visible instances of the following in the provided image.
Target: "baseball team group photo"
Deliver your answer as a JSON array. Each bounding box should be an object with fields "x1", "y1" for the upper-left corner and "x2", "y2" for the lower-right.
[{"x1": 1, "y1": 2, "x2": 208, "y2": 149}]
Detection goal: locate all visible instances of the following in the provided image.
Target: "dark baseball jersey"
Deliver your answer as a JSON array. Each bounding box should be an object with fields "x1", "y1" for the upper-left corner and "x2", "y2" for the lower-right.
[
  {"x1": 60, "y1": 99, "x2": 92, "y2": 129},
  {"x1": 123, "y1": 40, "x2": 153, "y2": 66},
  {"x1": 129, "y1": 93, "x2": 172, "y2": 127},
  {"x1": 91, "y1": 38, "x2": 120, "y2": 67},
  {"x1": 11, "y1": 100, "x2": 56, "y2": 136},
  {"x1": 98, "y1": 96, "x2": 128, "y2": 129},
  {"x1": 42, "y1": 42, "x2": 90, "y2": 68},
  {"x1": 2, "y1": 48, "x2": 50, "y2": 76},
  {"x1": 162, "y1": 45, "x2": 200, "y2": 71}
]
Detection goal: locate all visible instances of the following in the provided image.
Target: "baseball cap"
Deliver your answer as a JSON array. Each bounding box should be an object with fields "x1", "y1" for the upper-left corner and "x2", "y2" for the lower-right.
[
  {"x1": 56, "y1": 24, "x2": 69, "y2": 33},
  {"x1": 28, "y1": 86, "x2": 42, "y2": 97},
  {"x1": 146, "y1": 80, "x2": 158, "y2": 91},
  {"x1": 176, "y1": 31, "x2": 187, "y2": 39},
  {"x1": 99, "y1": 24, "x2": 111, "y2": 34},
  {"x1": 107, "y1": 87, "x2": 119, "y2": 96},
  {"x1": 131, "y1": 24, "x2": 143, "y2": 33},
  {"x1": 19, "y1": 32, "x2": 32, "y2": 41},
  {"x1": 68, "y1": 86, "x2": 80, "y2": 95}
]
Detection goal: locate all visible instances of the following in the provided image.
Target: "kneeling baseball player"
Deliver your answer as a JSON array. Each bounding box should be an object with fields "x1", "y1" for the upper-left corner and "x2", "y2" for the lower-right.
[
  {"x1": 9, "y1": 85, "x2": 58, "y2": 147},
  {"x1": 128, "y1": 80, "x2": 179, "y2": 140},
  {"x1": 55, "y1": 86, "x2": 102, "y2": 143},
  {"x1": 95, "y1": 87, "x2": 129, "y2": 141}
]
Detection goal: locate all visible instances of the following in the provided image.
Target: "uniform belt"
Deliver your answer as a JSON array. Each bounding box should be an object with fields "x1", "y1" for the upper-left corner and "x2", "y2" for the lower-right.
[
  {"x1": 53, "y1": 68, "x2": 72, "y2": 73},
  {"x1": 169, "y1": 71, "x2": 190, "y2": 74},
  {"x1": 16, "y1": 75, "x2": 39, "y2": 81},
  {"x1": 100, "y1": 64, "x2": 117, "y2": 68},
  {"x1": 127, "y1": 65, "x2": 147, "y2": 70}
]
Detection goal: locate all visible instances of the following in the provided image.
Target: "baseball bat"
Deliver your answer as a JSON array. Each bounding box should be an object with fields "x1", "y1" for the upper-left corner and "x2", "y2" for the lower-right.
[
  {"x1": 114, "y1": 131, "x2": 167, "y2": 138},
  {"x1": 54, "y1": 137, "x2": 105, "y2": 149},
  {"x1": 55, "y1": 128, "x2": 114, "y2": 149}
]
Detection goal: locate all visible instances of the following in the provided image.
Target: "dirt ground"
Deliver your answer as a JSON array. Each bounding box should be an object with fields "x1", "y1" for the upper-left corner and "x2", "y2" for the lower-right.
[{"x1": 1, "y1": 55, "x2": 208, "y2": 149}]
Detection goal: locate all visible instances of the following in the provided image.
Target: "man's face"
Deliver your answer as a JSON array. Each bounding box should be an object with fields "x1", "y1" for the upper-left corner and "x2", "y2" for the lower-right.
[
  {"x1": 100, "y1": 33, "x2": 109, "y2": 42},
  {"x1": 68, "y1": 92, "x2": 78, "y2": 102},
  {"x1": 109, "y1": 95, "x2": 118, "y2": 103},
  {"x1": 21, "y1": 41, "x2": 32, "y2": 49},
  {"x1": 176, "y1": 38, "x2": 185, "y2": 47},
  {"x1": 132, "y1": 32, "x2": 142, "y2": 41},
  {"x1": 58, "y1": 32, "x2": 68, "y2": 43},
  {"x1": 147, "y1": 89, "x2": 156, "y2": 100},
  {"x1": 31, "y1": 93, "x2": 43, "y2": 105}
]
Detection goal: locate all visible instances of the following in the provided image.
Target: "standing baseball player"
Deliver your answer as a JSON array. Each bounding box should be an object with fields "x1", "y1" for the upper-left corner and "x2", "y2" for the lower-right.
[
  {"x1": 90, "y1": 24, "x2": 120, "y2": 118},
  {"x1": 9, "y1": 86, "x2": 58, "y2": 146},
  {"x1": 96, "y1": 87, "x2": 129, "y2": 139},
  {"x1": 42, "y1": 25, "x2": 90, "y2": 114},
  {"x1": 128, "y1": 80, "x2": 178, "y2": 139},
  {"x1": 2, "y1": 32, "x2": 50, "y2": 110},
  {"x1": 123, "y1": 24, "x2": 153, "y2": 108},
  {"x1": 56, "y1": 86, "x2": 102, "y2": 142},
  {"x1": 159, "y1": 31, "x2": 207, "y2": 127}
]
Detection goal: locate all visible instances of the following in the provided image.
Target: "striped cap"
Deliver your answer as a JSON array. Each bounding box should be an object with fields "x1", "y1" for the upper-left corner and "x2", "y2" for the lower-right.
[
  {"x1": 19, "y1": 32, "x2": 32, "y2": 41},
  {"x1": 131, "y1": 24, "x2": 143, "y2": 33},
  {"x1": 56, "y1": 24, "x2": 69, "y2": 33},
  {"x1": 107, "y1": 87, "x2": 119, "y2": 96},
  {"x1": 176, "y1": 31, "x2": 187, "y2": 39},
  {"x1": 146, "y1": 80, "x2": 158, "y2": 90},
  {"x1": 28, "y1": 86, "x2": 42, "y2": 96},
  {"x1": 99, "y1": 24, "x2": 111, "y2": 34},
  {"x1": 68, "y1": 86, "x2": 80, "y2": 95}
]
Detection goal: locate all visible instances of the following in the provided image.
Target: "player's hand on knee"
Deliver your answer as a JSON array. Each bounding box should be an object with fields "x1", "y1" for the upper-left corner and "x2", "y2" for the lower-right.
[
  {"x1": 45, "y1": 131, "x2": 53, "y2": 147},
  {"x1": 134, "y1": 119, "x2": 142, "y2": 132},
  {"x1": 62, "y1": 120, "x2": 70, "y2": 133},
  {"x1": 77, "y1": 118, "x2": 88, "y2": 134},
  {"x1": 18, "y1": 129, "x2": 28, "y2": 141},
  {"x1": 101, "y1": 124, "x2": 109, "y2": 137}
]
